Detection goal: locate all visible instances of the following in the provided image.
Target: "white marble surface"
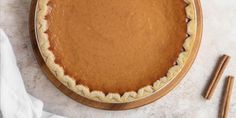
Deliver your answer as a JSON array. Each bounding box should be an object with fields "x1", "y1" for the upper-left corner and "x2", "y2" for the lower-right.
[{"x1": 0, "y1": 0, "x2": 236, "y2": 118}]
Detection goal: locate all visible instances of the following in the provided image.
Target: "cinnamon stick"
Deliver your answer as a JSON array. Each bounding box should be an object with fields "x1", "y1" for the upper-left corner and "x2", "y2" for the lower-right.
[
  {"x1": 221, "y1": 76, "x2": 234, "y2": 118},
  {"x1": 204, "y1": 55, "x2": 230, "y2": 99}
]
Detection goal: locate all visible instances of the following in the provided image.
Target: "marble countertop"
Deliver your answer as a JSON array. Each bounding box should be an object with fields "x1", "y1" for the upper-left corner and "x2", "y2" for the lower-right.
[{"x1": 0, "y1": 0, "x2": 236, "y2": 118}]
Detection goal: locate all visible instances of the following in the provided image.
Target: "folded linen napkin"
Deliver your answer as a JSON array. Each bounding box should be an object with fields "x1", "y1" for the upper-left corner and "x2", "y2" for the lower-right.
[{"x1": 0, "y1": 29, "x2": 66, "y2": 118}]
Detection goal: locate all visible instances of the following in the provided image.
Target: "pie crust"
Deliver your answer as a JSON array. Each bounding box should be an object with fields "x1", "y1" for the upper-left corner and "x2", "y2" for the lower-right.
[{"x1": 36, "y1": 0, "x2": 197, "y2": 103}]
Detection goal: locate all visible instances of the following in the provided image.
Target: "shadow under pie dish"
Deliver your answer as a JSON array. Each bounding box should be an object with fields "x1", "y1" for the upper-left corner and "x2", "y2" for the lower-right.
[{"x1": 35, "y1": 0, "x2": 199, "y2": 103}]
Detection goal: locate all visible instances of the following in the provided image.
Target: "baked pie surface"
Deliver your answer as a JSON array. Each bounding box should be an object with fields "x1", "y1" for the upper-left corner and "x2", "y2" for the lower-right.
[{"x1": 37, "y1": 0, "x2": 197, "y2": 103}]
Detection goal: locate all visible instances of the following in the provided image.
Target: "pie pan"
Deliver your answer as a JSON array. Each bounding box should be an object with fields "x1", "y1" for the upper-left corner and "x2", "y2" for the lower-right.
[{"x1": 29, "y1": 0, "x2": 202, "y2": 110}]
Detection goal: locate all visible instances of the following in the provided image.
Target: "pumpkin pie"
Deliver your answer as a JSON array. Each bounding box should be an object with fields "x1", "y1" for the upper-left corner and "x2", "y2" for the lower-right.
[{"x1": 36, "y1": 0, "x2": 196, "y2": 103}]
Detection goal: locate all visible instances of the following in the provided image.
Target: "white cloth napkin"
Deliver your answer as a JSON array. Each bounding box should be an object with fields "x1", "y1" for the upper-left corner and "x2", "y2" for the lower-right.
[{"x1": 0, "y1": 29, "x2": 66, "y2": 118}]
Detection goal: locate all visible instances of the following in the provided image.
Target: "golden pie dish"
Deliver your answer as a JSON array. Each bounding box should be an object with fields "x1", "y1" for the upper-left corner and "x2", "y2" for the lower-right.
[{"x1": 36, "y1": 0, "x2": 197, "y2": 103}]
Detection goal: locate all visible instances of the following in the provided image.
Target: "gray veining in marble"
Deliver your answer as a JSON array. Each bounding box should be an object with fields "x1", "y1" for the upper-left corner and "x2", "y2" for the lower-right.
[{"x1": 0, "y1": 0, "x2": 236, "y2": 118}]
